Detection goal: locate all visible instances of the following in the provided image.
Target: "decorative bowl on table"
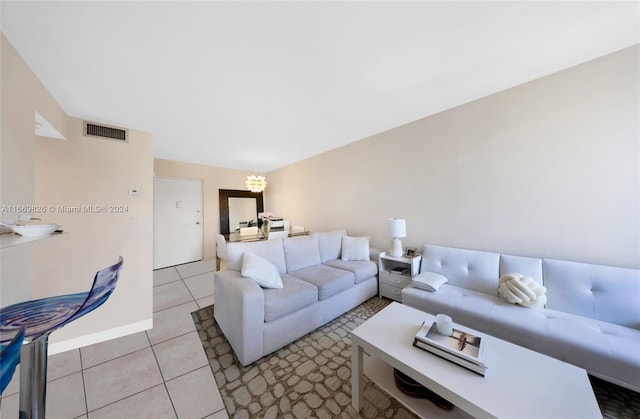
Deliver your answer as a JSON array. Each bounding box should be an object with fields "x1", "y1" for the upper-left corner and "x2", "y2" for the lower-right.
[{"x1": 10, "y1": 223, "x2": 61, "y2": 237}]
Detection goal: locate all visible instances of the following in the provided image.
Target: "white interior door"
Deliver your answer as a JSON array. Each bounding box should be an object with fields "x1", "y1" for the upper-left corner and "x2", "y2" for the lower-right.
[{"x1": 154, "y1": 176, "x2": 204, "y2": 269}]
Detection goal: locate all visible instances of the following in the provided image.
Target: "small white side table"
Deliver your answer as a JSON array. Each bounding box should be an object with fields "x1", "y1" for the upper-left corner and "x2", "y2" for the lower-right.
[{"x1": 378, "y1": 252, "x2": 422, "y2": 301}]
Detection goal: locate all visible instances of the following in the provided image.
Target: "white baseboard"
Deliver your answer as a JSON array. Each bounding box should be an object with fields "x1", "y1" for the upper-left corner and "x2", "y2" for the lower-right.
[{"x1": 48, "y1": 318, "x2": 153, "y2": 355}]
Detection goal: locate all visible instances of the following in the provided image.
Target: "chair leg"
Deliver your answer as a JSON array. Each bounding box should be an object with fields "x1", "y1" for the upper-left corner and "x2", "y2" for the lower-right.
[{"x1": 19, "y1": 335, "x2": 48, "y2": 419}]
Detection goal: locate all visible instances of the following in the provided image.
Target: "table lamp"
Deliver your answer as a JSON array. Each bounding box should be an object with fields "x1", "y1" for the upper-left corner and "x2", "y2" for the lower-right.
[{"x1": 388, "y1": 218, "x2": 406, "y2": 257}]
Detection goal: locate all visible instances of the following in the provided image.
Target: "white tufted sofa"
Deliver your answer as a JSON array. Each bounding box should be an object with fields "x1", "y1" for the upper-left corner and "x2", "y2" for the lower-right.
[{"x1": 402, "y1": 244, "x2": 640, "y2": 392}]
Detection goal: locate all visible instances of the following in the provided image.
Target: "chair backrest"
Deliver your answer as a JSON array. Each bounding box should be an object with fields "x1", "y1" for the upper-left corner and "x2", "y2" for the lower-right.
[
  {"x1": 215, "y1": 234, "x2": 228, "y2": 260},
  {"x1": 61, "y1": 256, "x2": 124, "y2": 328},
  {"x1": 0, "y1": 326, "x2": 24, "y2": 394},
  {"x1": 240, "y1": 226, "x2": 259, "y2": 236}
]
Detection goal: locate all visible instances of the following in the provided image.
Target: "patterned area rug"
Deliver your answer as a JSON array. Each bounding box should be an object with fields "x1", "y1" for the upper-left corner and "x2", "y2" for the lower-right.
[{"x1": 193, "y1": 298, "x2": 640, "y2": 419}]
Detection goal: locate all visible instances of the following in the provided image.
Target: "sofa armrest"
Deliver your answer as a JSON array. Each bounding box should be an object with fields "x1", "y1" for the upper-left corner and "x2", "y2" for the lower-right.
[
  {"x1": 369, "y1": 246, "x2": 382, "y2": 261},
  {"x1": 214, "y1": 269, "x2": 265, "y2": 366}
]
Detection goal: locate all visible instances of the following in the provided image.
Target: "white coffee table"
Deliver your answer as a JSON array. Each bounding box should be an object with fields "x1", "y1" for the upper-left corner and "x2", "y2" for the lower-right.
[{"x1": 351, "y1": 302, "x2": 601, "y2": 418}]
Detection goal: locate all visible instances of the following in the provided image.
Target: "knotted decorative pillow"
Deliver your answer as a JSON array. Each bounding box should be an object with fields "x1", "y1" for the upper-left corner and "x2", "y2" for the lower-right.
[{"x1": 498, "y1": 273, "x2": 547, "y2": 308}]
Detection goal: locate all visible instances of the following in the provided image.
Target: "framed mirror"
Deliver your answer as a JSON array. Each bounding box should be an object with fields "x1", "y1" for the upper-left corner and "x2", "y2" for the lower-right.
[{"x1": 219, "y1": 189, "x2": 264, "y2": 236}]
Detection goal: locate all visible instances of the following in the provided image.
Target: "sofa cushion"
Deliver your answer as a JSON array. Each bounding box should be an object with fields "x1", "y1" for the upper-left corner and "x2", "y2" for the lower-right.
[
  {"x1": 488, "y1": 301, "x2": 553, "y2": 352},
  {"x1": 402, "y1": 284, "x2": 497, "y2": 332},
  {"x1": 543, "y1": 309, "x2": 640, "y2": 389},
  {"x1": 263, "y1": 275, "x2": 318, "y2": 322},
  {"x1": 284, "y1": 235, "x2": 322, "y2": 272},
  {"x1": 241, "y1": 252, "x2": 284, "y2": 289},
  {"x1": 500, "y1": 254, "x2": 543, "y2": 285},
  {"x1": 597, "y1": 321, "x2": 640, "y2": 389},
  {"x1": 421, "y1": 244, "x2": 500, "y2": 296},
  {"x1": 543, "y1": 258, "x2": 640, "y2": 328},
  {"x1": 323, "y1": 259, "x2": 377, "y2": 283},
  {"x1": 312, "y1": 229, "x2": 347, "y2": 262},
  {"x1": 289, "y1": 265, "x2": 355, "y2": 300},
  {"x1": 341, "y1": 236, "x2": 370, "y2": 261},
  {"x1": 225, "y1": 238, "x2": 287, "y2": 273}
]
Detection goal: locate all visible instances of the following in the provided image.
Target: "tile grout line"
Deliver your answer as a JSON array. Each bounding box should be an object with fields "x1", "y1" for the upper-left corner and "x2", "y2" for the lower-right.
[
  {"x1": 154, "y1": 263, "x2": 221, "y2": 418},
  {"x1": 78, "y1": 349, "x2": 89, "y2": 418},
  {"x1": 148, "y1": 338, "x2": 180, "y2": 418},
  {"x1": 149, "y1": 266, "x2": 177, "y2": 405}
]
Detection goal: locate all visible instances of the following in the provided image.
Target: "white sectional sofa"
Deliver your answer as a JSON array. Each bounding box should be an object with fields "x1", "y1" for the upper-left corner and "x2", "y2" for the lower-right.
[
  {"x1": 214, "y1": 230, "x2": 378, "y2": 366},
  {"x1": 402, "y1": 244, "x2": 640, "y2": 392}
]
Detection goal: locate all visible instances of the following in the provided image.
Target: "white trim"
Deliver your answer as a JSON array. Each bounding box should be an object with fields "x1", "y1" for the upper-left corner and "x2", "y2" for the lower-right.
[{"x1": 48, "y1": 319, "x2": 153, "y2": 355}]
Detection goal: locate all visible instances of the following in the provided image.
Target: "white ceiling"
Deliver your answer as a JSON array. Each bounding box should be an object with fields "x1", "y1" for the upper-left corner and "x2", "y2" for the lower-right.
[{"x1": 1, "y1": 1, "x2": 638, "y2": 172}]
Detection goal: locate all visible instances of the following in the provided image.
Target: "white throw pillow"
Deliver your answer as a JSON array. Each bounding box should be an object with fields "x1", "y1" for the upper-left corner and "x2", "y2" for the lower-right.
[
  {"x1": 341, "y1": 236, "x2": 370, "y2": 261},
  {"x1": 412, "y1": 272, "x2": 448, "y2": 292},
  {"x1": 241, "y1": 252, "x2": 284, "y2": 289}
]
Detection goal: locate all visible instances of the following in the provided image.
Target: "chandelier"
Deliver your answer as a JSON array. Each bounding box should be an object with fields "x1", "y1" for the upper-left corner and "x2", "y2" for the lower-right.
[{"x1": 246, "y1": 175, "x2": 267, "y2": 193}]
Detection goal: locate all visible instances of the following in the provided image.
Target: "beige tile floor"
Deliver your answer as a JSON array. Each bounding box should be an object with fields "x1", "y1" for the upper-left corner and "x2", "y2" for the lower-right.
[{"x1": 0, "y1": 259, "x2": 228, "y2": 419}]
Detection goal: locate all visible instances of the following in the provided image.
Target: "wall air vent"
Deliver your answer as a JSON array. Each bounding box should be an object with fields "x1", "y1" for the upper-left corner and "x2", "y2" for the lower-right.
[{"x1": 83, "y1": 121, "x2": 128, "y2": 143}]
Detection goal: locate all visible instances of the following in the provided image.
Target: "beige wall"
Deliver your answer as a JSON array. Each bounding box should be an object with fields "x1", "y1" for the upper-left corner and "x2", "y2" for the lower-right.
[
  {"x1": 34, "y1": 118, "x2": 154, "y2": 352},
  {"x1": 267, "y1": 45, "x2": 640, "y2": 269},
  {"x1": 1, "y1": 33, "x2": 68, "y2": 307},
  {"x1": 1, "y1": 34, "x2": 67, "y2": 209},
  {"x1": 153, "y1": 159, "x2": 256, "y2": 259},
  {"x1": 1, "y1": 33, "x2": 154, "y2": 353}
]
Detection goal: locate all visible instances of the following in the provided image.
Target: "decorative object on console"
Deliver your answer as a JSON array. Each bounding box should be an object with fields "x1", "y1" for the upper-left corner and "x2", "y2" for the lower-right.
[
  {"x1": 246, "y1": 174, "x2": 267, "y2": 193},
  {"x1": 268, "y1": 218, "x2": 285, "y2": 232},
  {"x1": 258, "y1": 211, "x2": 275, "y2": 238},
  {"x1": 388, "y1": 218, "x2": 406, "y2": 257},
  {"x1": 405, "y1": 247, "x2": 417, "y2": 258},
  {"x1": 498, "y1": 273, "x2": 547, "y2": 308}
]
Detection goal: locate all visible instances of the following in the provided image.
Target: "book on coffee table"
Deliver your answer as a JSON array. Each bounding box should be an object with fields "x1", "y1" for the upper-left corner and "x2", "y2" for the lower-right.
[{"x1": 413, "y1": 322, "x2": 487, "y2": 376}]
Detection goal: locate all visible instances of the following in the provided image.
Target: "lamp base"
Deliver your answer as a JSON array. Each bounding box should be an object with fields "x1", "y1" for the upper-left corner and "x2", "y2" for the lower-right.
[{"x1": 390, "y1": 238, "x2": 403, "y2": 257}]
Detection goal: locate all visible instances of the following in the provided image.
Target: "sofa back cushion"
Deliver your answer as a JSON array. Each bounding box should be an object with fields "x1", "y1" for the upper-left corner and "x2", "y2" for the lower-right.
[
  {"x1": 500, "y1": 254, "x2": 543, "y2": 285},
  {"x1": 312, "y1": 229, "x2": 347, "y2": 262},
  {"x1": 421, "y1": 245, "x2": 500, "y2": 296},
  {"x1": 543, "y1": 258, "x2": 640, "y2": 328},
  {"x1": 225, "y1": 238, "x2": 287, "y2": 273},
  {"x1": 284, "y1": 235, "x2": 322, "y2": 272}
]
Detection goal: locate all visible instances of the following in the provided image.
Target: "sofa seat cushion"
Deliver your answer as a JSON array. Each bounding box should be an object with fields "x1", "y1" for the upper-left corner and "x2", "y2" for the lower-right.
[
  {"x1": 402, "y1": 284, "x2": 496, "y2": 331},
  {"x1": 544, "y1": 309, "x2": 640, "y2": 389},
  {"x1": 488, "y1": 302, "x2": 551, "y2": 352},
  {"x1": 323, "y1": 259, "x2": 377, "y2": 283},
  {"x1": 598, "y1": 322, "x2": 640, "y2": 388},
  {"x1": 289, "y1": 265, "x2": 355, "y2": 300},
  {"x1": 263, "y1": 275, "x2": 318, "y2": 322}
]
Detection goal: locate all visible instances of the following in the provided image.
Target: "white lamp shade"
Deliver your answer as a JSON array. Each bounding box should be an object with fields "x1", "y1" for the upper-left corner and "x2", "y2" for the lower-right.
[{"x1": 389, "y1": 218, "x2": 406, "y2": 238}]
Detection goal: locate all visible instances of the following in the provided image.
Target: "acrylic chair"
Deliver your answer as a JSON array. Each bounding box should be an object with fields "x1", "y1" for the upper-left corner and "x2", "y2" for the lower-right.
[
  {"x1": 0, "y1": 256, "x2": 123, "y2": 419},
  {"x1": 0, "y1": 326, "x2": 25, "y2": 394}
]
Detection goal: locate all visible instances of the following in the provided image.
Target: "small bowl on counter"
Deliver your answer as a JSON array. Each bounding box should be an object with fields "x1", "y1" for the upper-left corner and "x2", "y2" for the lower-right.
[{"x1": 9, "y1": 223, "x2": 61, "y2": 237}]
